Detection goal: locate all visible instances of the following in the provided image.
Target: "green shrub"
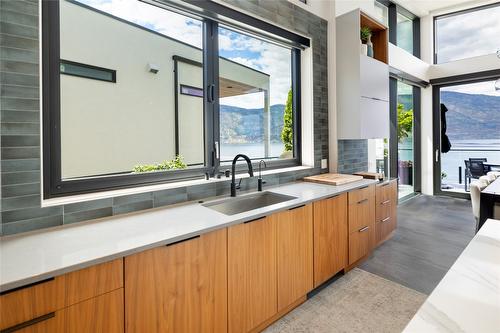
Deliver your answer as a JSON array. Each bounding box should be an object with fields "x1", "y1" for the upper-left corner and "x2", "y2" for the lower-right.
[
  {"x1": 133, "y1": 155, "x2": 187, "y2": 173},
  {"x1": 281, "y1": 88, "x2": 293, "y2": 152}
]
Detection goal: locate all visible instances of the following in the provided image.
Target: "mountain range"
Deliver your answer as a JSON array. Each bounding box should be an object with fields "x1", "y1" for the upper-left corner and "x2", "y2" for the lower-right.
[
  {"x1": 220, "y1": 104, "x2": 285, "y2": 144},
  {"x1": 441, "y1": 91, "x2": 500, "y2": 140},
  {"x1": 219, "y1": 91, "x2": 500, "y2": 144}
]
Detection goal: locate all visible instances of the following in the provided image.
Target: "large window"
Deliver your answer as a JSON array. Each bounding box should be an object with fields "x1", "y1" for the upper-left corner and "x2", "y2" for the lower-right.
[
  {"x1": 42, "y1": 0, "x2": 306, "y2": 197},
  {"x1": 396, "y1": 12, "x2": 413, "y2": 54},
  {"x1": 376, "y1": 0, "x2": 420, "y2": 58},
  {"x1": 434, "y1": 78, "x2": 500, "y2": 195},
  {"x1": 434, "y1": 3, "x2": 500, "y2": 64}
]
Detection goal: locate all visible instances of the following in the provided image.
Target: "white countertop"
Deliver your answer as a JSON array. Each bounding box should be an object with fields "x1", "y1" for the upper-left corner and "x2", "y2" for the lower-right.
[
  {"x1": 0, "y1": 179, "x2": 377, "y2": 292},
  {"x1": 404, "y1": 219, "x2": 500, "y2": 333}
]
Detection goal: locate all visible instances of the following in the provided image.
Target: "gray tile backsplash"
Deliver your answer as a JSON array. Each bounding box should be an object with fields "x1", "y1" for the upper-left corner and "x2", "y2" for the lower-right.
[
  {"x1": 337, "y1": 140, "x2": 369, "y2": 174},
  {"x1": 0, "y1": 0, "x2": 328, "y2": 236}
]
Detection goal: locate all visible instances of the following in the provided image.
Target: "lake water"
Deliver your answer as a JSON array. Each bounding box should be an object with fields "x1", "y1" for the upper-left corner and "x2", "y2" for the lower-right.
[{"x1": 441, "y1": 139, "x2": 500, "y2": 184}]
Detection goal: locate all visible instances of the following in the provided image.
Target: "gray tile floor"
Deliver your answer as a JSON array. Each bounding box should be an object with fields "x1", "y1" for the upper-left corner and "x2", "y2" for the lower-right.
[{"x1": 360, "y1": 194, "x2": 476, "y2": 295}]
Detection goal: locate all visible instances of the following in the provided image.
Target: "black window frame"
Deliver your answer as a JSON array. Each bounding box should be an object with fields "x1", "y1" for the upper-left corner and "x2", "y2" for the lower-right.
[
  {"x1": 60, "y1": 59, "x2": 116, "y2": 83},
  {"x1": 377, "y1": 0, "x2": 420, "y2": 58},
  {"x1": 433, "y1": 1, "x2": 500, "y2": 64},
  {"x1": 42, "y1": 0, "x2": 306, "y2": 198}
]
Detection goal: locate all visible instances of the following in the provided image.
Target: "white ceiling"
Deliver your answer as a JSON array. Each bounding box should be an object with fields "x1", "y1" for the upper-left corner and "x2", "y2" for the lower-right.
[{"x1": 394, "y1": 0, "x2": 489, "y2": 17}]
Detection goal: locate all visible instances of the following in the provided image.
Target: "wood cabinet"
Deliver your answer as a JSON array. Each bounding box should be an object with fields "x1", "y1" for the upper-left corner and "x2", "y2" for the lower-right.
[
  {"x1": 0, "y1": 259, "x2": 123, "y2": 333},
  {"x1": 313, "y1": 194, "x2": 348, "y2": 287},
  {"x1": 228, "y1": 217, "x2": 277, "y2": 333},
  {"x1": 272, "y1": 205, "x2": 313, "y2": 311},
  {"x1": 125, "y1": 229, "x2": 227, "y2": 333},
  {"x1": 375, "y1": 180, "x2": 398, "y2": 245},
  {"x1": 348, "y1": 185, "x2": 376, "y2": 265}
]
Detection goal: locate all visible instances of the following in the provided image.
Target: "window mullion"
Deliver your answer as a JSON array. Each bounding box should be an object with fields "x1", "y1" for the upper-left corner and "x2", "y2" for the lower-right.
[{"x1": 203, "y1": 19, "x2": 220, "y2": 176}]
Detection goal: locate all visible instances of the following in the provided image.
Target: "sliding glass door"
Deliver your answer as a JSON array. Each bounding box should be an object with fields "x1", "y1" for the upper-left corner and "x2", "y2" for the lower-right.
[
  {"x1": 397, "y1": 81, "x2": 415, "y2": 198},
  {"x1": 389, "y1": 77, "x2": 421, "y2": 200},
  {"x1": 433, "y1": 76, "x2": 500, "y2": 197}
]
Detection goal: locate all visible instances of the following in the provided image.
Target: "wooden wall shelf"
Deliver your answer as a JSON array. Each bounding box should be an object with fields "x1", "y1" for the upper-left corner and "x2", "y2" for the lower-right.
[{"x1": 360, "y1": 12, "x2": 388, "y2": 64}]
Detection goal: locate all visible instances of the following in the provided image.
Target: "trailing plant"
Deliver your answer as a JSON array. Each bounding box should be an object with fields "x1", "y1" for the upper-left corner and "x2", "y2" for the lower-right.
[
  {"x1": 281, "y1": 88, "x2": 293, "y2": 152},
  {"x1": 397, "y1": 103, "x2": 413, "y2": 143},
  {"x1": 133, "y1": 155, "x2": 187, "y2": 173},
  {"x1": 360, "y1": 26, "x2": 372, "y2": 43}
]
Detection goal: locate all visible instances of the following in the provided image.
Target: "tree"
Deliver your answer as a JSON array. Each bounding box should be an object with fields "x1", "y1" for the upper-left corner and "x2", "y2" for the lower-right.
[
  {"x1": 397, "y1": 103, "x2": 413, "y2": 143},
  {"x1": 281, "y1": 88, "x2": 293, "y2": 152}
]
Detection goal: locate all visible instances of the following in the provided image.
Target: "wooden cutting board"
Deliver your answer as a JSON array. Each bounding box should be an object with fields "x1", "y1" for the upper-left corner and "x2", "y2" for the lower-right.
[
  {"x1": 303, "y1": 173, "x2": 364, "y2": 186},
  {"x1": 354, "y1": 171, "x2": 384, "y2": 180}
]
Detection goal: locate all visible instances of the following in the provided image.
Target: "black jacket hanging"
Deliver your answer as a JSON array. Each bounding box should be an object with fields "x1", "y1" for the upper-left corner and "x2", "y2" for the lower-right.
[{"x1": 441, "y1": 103, "x2": 452, "y2": 153}]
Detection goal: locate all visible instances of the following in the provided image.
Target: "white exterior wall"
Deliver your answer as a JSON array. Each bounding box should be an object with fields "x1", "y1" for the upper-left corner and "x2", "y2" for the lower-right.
[{"x1": 60, "y1": 1, "x2": 268, "y2": 178}]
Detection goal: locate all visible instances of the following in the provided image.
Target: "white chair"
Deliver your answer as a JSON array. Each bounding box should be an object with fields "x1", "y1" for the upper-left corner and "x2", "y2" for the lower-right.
[
  {"x1": 470, "y1": 179, "x2": 488, "y2": 226},
  {"x1": 479, "y1": 175, "x2": 491, "y2": 185},
  {"x1": 487, "y1": 171, "x2": 500, "y2": 179}
]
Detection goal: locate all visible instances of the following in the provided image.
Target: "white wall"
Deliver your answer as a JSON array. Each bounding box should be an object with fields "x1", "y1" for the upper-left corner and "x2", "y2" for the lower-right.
[{"x1": 60, "y1": 1, "x2": 268, "y2": 178}]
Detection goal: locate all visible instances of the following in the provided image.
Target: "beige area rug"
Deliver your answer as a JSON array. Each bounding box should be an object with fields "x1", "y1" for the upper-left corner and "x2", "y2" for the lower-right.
[{"x1": 264, "y1": 268, "x2": 426, "y2": 333}]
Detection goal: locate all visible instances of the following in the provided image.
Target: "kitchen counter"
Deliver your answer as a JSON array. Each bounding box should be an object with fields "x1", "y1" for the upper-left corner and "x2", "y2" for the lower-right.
[
  {"x1": 0, "y1": 179, "x2": 378, "y2": 292},
  {"x1": 403, "y1": 218, "x2": 500, "y2": 333}
]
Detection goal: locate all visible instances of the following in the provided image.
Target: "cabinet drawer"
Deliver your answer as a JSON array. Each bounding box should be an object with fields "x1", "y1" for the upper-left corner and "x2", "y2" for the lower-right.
[
  {"x1": 0, "y1": 259, "x2": 123, "y2": 331},
  {"x1": 1, "y1": 289, "x2": 124, "y2": 333},
  {"x1": 348, "y1": 226, "x2": 372, "y2": 265},
  {"x1": 376, "y1": 180, "x2": 397, "y2": 205},
  {"x1": 0, "y1": 278, "x2": 64, "y2": 331},
  {"x1": 63, "y1": 258, "x2": 123, "y2": 306},
  {"x1": 375, "y1": 216, "x2": 394, "y2": 244},
  {"x1": 348, "y1": 186, "x2": 375, "y2": 234},
  {"x1": 348, "y1": 185, "x2": 374, "y2": 205},
  {"x1": 56, "y1": 288, "x2": 124, "y2": 333}
]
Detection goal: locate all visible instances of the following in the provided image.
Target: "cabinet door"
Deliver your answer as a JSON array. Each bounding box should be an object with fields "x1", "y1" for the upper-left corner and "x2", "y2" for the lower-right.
[
  {"x1": 359, "y1": 54, "x2": 389, "y2": 102},
  {"x1": 125, "y1": 229, "x2": 227, "y2": 333},
  {"x1": 313, "y1": 194, "x2": 348, "y2": 287},
  {"x1": 228, "y1": 217, "x2": 277, "y2": 333},
  {"x1": 348, "y1": 185, "x2": 376, "y2": 265},
  {"x1": 359, "y1": 96, "x2": 389, "y2": 139},
  {"x1": 273, "y1": 205, "x2": 313, "y2": 311}
]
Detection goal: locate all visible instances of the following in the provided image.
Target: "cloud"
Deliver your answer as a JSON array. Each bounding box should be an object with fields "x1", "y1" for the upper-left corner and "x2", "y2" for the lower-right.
[
  {"x1": 78, "y1": 0, "x2": 202, "y2": 48},
  {"x1": 218, "y1": 27, "x2": 292, "y2": 108},
  {"x1": 442, "y1": 80, "x2": 500, "y2": 97},
  {"x1": 436, "y1": 5, "x2": 500, "y2": 63}
]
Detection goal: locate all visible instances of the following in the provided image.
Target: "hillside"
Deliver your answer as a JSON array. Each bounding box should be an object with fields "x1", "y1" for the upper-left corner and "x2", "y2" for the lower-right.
[
  {"x1": 441, "y1": 91, "x2": 500, "y2": 140},
  {"x1": 220, "y1": 104, "x2": 285, "y2": 144}
]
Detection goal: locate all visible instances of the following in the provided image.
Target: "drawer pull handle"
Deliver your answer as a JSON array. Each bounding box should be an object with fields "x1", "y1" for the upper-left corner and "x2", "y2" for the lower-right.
[
  {"x1": 357, "y1": 199, "x2": 368, "y2": 205},
  {"x1": 1, "y1": 312, "x2": 55, "y2": 333},
  {"x1": 244, "y1": 216, "x2": 266, "y2": 224},
  {"x1": 166, "y1": 235, "x2": 200, "y2": 247},
  {"x1": 288, "y1": 204, "x2": 305, "y2": 211},
  {"x1": 0, "y1": 277, "x2": 54, "y2": 296},
  {"x1": 381, "y1": 217, "x2": 391, "y2": 223},
  {"x1": 381, "y1": 183, "x2": 389, "y2": 187},
  {"x1": 381, "y1": 200, "x2": 390, "y2": 205},
  {"x1": 359, "y1": 226, "x2": 369, "y2": 232}
]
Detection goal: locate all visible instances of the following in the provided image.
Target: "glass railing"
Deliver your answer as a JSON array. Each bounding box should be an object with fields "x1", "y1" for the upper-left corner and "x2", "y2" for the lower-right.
[{"x1": 441, "y1": 148, "x2": 500, "y2": 192}]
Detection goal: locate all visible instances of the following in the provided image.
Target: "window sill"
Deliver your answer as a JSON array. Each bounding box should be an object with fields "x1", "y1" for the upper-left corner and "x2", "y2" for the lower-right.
[{"x1": 41, "y1": 165, "x2": 314, "y2": 207}]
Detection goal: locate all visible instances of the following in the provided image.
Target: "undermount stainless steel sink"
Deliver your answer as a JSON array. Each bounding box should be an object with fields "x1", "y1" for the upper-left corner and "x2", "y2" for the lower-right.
[{"x1": 203, "y1": 191, "x2": 297, "y2": 216}]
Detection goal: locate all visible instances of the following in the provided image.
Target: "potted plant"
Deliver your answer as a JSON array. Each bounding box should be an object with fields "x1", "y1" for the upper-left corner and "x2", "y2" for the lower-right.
[
  {"x1": 398, "y1": 160, "x2": 413, "y2": 185},
  {"x1": 360, "y1": 27, "x2": 372, "y2": 57}
]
